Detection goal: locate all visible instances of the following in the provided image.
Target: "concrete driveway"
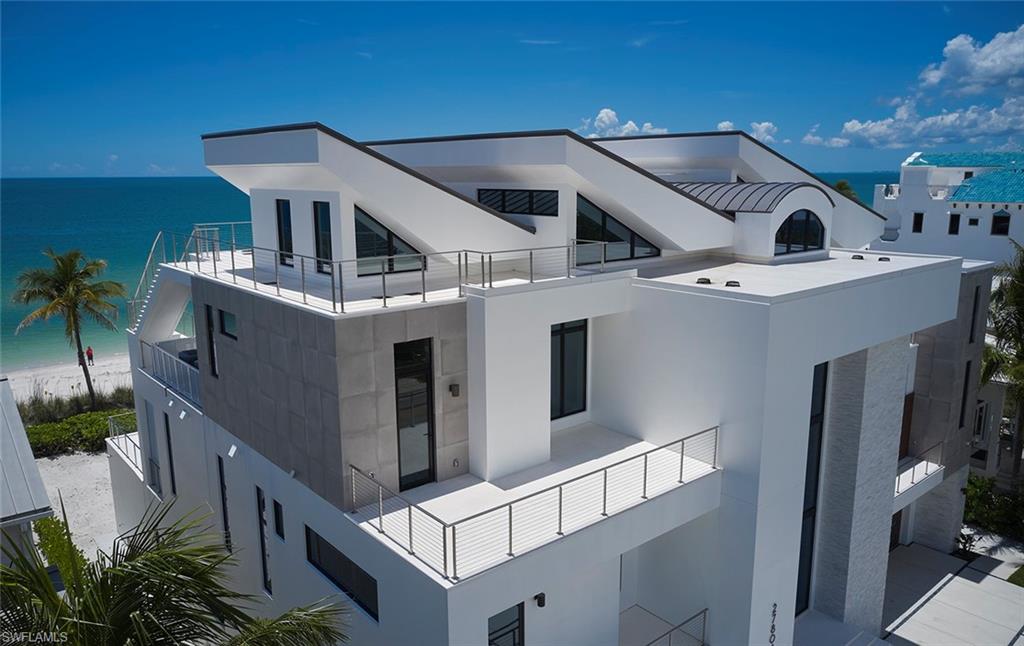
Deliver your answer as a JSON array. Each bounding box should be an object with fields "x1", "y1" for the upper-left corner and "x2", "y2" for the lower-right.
[{"x1": 883, "y1": 544, "x2": 1024, "y2": 645}]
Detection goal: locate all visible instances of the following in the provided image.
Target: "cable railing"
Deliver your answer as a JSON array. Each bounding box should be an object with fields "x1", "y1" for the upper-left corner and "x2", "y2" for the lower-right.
[
  {"x1": 644, "y1": 608, "x2": 708, "y2": 646},
  {"x1": 138, "y1": 338, "x2": 201, "y2": 406},
  {"x1": 108, "y1": 412, "x2": 142, "y2": 472},
  {"x1": 895, "y1": 441, "x2": 944, "y2": 496},
  {"x1": 350, "y1": 426, "x2": 719, "y2": 581}
]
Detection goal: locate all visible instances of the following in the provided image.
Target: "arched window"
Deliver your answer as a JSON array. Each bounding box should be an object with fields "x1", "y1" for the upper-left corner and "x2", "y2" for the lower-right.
[{"x1": 775, "y1": 210, "x2": 825, "y2": 256}]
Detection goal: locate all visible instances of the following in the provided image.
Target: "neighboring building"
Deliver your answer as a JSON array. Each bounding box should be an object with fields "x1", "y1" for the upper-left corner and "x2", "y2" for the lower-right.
[
  {"x1": 0, "y1": 376, "x2": 53, "y2": 567},
  {"x1": 871, "y1": 151, "x2": 1024, "y2": 264},
  {"x1": 108, "y1": 124, "x2": 986, "y2": 645}
]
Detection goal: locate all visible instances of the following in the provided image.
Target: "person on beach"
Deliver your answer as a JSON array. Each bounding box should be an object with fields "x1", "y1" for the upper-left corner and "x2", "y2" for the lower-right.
[{"x1": 86, "y1": 346, "x2": 94, "y2": 366}]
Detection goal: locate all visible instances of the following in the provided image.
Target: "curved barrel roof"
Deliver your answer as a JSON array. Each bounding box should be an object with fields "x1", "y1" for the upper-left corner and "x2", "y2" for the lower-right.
[{"x1": 672, "y1": 181, "x2": 834, "y2": 214}]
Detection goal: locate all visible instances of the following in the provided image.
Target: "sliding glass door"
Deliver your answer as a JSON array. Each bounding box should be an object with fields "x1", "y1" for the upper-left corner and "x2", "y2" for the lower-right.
[{"x1": 395, "y1": 338, "x2": 436, "y2": 491}]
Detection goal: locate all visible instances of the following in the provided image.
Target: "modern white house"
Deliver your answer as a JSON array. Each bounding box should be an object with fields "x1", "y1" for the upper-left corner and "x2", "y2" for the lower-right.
[
  {"x1": 106, "y1": 124, "x2": 992, "y2": 646},
  {"x1": 871, "y1": 151, "x2": 1024, "y2": 265}
]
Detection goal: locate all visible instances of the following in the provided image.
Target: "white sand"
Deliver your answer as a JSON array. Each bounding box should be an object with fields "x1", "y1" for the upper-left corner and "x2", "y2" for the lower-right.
[
  {"x1": 35, "y1": 451, "x2": 118, "y2": 558},
  {"x1": 5, "y1": 354, "x2": 132, "y2": 401}
]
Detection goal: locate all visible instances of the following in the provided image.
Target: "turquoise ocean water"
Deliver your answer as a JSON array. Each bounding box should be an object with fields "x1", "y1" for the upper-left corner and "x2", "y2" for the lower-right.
[{"x1": 0, "y1": 172, "x2": 896, "y2": 372}]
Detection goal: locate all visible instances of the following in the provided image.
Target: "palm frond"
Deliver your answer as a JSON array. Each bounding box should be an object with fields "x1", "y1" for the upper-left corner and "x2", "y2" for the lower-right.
[{"x1": 224, "y1": 600, "x2": 349, "y2": 646}]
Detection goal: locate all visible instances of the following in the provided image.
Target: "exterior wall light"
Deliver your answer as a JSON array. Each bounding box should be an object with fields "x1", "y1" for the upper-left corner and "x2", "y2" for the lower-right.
[
  {"x1": 449, "y1": 383, "x2": 460, "y2": 397},
  {"x1": 534, "y1": 593, "x2": 546, "y2": 607},
  {"x1": 228, "y1": 444, "x2": 237, "y2": 458},
  {"x1": 178, "y1": 410, "x2": 187, "y2": 420}
]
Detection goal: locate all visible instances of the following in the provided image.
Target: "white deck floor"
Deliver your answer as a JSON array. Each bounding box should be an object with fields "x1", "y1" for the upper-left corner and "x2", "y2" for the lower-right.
[{"x1": 349, "y1": 423, "x2": 718, "y2": 581}]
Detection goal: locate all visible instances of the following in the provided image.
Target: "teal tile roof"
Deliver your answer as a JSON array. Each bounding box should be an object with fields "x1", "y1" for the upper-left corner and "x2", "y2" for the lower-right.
[
  {"x1": 948, "y1": 169, "x2": 1024, "y2": 204},
  {"x1": 907, "y1": 151, "x2": 1024, "y2": 168}
]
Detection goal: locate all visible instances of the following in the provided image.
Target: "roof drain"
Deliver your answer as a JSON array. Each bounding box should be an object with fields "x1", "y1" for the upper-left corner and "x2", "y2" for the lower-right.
[
  {"x1": 725, "y1": 280, "x2": 741, "y2": 287},
  {"x1": 851, "y1": 254, "x2": 864, "y2": 260},
  {"x1": 878, "y1": 256, "x2": 891, "y2": 262},
  {"x1": 696, "y1": 277, "x2": 712, "y2": 285}
]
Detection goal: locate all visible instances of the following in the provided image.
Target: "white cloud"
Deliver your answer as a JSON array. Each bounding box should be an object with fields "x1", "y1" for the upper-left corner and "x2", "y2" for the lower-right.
[
  {"x1": 520, "y1": 39, "x2": 561, "y2": 46},
  {"x1": 147, "y1": 163, "x2": 176, "y2": 175},
  {"x1": 782, "y1": 139, "x2": 792, "y2": 144},
  {"x1": 919, "y1": 24, "x2": 1024, "y2": 95},
  {"x1": 629, "y1": 36, "x2": 655, "y2": 48},
  {"x1": 801, "y1": 124, "x2": 851, "y2": 148},
  {"x1": 48, "y1": 161, "x2": 83, "y2": 173},
  {"x1": 749, "y1": 121, "x2": 778, "y2": 144},
  {"x1": 839, "y1": 96, "x2": 1024, "y2": 148},
  {"x1": 107, "y1": 154, "x2": 119, "y2": 162},
  {"x1": 575, "y1": 108, "x2": 668, "y2": 137},
  {"x1": 716, "y1": 120, "x2": 734, "y2": 131}
]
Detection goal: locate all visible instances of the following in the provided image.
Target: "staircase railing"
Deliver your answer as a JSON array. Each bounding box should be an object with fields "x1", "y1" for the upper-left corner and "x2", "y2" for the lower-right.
[{"x1": 127, "y1": 231, "x2": 167, "y2": 330}]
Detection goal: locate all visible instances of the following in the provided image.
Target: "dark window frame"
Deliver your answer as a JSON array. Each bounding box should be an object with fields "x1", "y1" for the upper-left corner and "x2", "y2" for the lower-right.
[
  {"x1": 992, "y1": 213, "x2": 1011, "y2": 236},
  {"x1": 969, "y1": 285, "x2": 980, "y2": 344},
  {"x1": 478, "y1": 188, "x2": 559, "y2": 216},
  {"x1": 205, "y1": 305, "x2": 218, "y2": 378},
  {"x1": 256, "y1": 486, "x2": 272, "y2": 595},
  {"x1": 305, "y1": 526, "x2": 379, "y2": 621},
  {"x1": 968, "y1": 217, "x2": 979, "y2": 226},
  {"x1": 218, "y1": 309, "x2": 238, "y2": 340},
  {"x1": 948, "y1": 212, "x2": 960, "y2": 235},
  {"x1": 488, "y1": 602, "x2": 525, "y2": 646},
  {"x1": 576, "y1": 194, "x2": 659, "y2": 264},
  {"x1": 273, "y1": 499, "x2": 285, "y2": 540},
  {"x1": 959, "y1": 360, "x2": 972, "y2": 429},
  {"x1": 551, "y1": 320, "x2": 587, "y2": 420},
  {"x1": 312, "y1": 201, "x2": 333, "y2": 274},
  {"x1": 217, "y1": 455, "x2": 231, "y2": 552},
  {"x1": 163, "y1": 412, "x2": 176, "y2": 496},
  {"x1": 774, "y1": 209, "x2": 826, "y2": 256},
  {"x1": 796, "y1": 362, "x2": 828, "y2": 616},
  {"x1": 355, "y1": 206, "x2": 424, "y2": 276},
  {"x1": 912, "y1": 212, "x2": 924, "y2": 233},
  {"x1": 276, "y1": 199, "x2": 294, "y2": 266}
]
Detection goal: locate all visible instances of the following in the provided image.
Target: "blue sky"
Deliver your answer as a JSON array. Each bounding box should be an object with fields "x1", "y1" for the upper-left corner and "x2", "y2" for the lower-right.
[{"x1": 2, "y1": 2, "x2": 1022, "y2": 175}]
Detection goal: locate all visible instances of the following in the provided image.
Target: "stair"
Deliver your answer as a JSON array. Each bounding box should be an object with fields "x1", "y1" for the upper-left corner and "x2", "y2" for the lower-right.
[{"x1": 129, "y1": 269, "x2": 162, "y2": 331}]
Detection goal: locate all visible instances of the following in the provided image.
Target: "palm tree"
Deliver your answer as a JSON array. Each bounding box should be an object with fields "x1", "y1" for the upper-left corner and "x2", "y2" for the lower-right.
[
  {"x1": 833, "y1": 179, "x2": 859, "y2": 202},
  {"x1": 984, "y1": 239, "x2": 1024, "y2": 477},
  {"x1": 12, "y1": 249, "x2": 126, "y2": 408},
  {"x1": 0, "y1": 504, "x2": 347, "y2": 645}
]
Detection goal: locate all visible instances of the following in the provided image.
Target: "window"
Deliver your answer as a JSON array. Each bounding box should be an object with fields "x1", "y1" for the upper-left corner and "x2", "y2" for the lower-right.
[
  {"x1": 219, "y1": 309, "x2": 237, "y2": 340},
  {"x1": 912, "y1": 212, "x2": 924, "y2": 233},
  {"x1": 256, "y1": 487, "x2": 272, "y2": 595},
  {"x1": 959, "y1": 361, "x2": 972, "y2": 429},
  {"x1": 144, "y1": 401, "x2": 162, "y2": 497},
  {"x1": 355, "y1": 206, "x2": 423, "y2": 276},
  {"x1": 313, "y1": 201, "x2": 333, "y2": 273},
  {"x1": 276, "y1": 199, "x2": 294, "y2": 266},
  {"x1": 488, "y1": 603, "x2": 524, "y2": 646},
  {"x1": 217, "y1": 455, "x2": 231, "y2": 552},
  {"x1": 774, "y1": 210, "x2": 826, "y2": 256},
  {"x1": 551, "y1": 320, "x2": 587, "y2": 420},
  {"x1": 576, "y1": 194, "x2": 659, "y2": 264},
  {"x1": 205, "y1": 305, "x2": 218, "y2": 378},
  {"x1": 969, "y1": 285, "x2": 980, "y2": 343},
  {"x1": 948, "y1": 212, "x2": 960, "y2": 235},
  {"x1": 796, "y1": 362, "x2": 828, "y2": 615},
  {"x1": 273, "y1": 499, "x2": 285, "y2": 540},
  {"x1": 305, "y1": 526, "x2": 379, "y2": 620},
  {"x1": 992, "y1": 212, "x2": 1011, "y2": 236},
  {"x1": 969, "y1": 217, "x2": 979, "y2": 226},
  {"x1": 478, "y1": 188, "x2": 558, "y2": 216},
  {"x1": 163, "y1": 413, "x2": 176, "y2": 496},
  {"x1": 964, "y1": 171, "x2": 974, "y2": 180}
]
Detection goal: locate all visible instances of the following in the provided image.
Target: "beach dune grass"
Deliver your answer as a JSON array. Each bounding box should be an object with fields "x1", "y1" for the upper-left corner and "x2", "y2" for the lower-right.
[
  {"x1": 27, "y1": 408, "x2": 134, "y2": 458},
  {"x1": 18, "y1": 383, "x2": 133, "y2": 426}
]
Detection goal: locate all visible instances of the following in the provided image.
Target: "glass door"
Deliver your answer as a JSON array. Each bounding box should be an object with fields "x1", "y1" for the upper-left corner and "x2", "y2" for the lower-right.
[{"x1": 395, "y1": 339, "x2": 436, "y2": 491}]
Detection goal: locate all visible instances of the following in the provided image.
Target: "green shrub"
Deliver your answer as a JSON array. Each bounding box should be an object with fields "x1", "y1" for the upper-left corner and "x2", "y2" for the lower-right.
[
  {"x1": 17, "y1": 384, "x2": 134, "y2": 426},
  {"x1": 34, "y1": 516, "x2": 87, "y2": 581},
  {"x1": 26, "y1": 409, "x2": 134, "y2": 457},
  {"x1": 964, "y1": 474, "x2": 1024, "y2": 542}
]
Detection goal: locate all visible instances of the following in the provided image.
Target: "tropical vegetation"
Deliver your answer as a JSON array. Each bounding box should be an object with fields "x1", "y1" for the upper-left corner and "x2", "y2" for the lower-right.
[{"x1": 25, "y1": 409, "x2": 133, "y2": 457}]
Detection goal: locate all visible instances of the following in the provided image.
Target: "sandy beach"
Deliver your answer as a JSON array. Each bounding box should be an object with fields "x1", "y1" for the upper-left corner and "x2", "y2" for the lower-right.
[{"x1": 5, "y1": 354, "x2": 132, "y2": 401}]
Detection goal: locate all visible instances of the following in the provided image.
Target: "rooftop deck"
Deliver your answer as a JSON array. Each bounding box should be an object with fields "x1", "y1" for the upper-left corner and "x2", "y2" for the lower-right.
[{"x1": 348, "y1": 422, "x2": 719, "y2": 582}]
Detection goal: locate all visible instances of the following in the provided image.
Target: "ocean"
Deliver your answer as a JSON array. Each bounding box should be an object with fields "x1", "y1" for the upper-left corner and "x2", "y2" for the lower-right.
[{"x1": 0, "y1": 172, "x2": 897, "y2": 372}]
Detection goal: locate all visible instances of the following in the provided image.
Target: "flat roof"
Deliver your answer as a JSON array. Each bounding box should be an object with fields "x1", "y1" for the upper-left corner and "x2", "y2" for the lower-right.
[
  {"x1": 1, "y1": 377, "x2": 52, "y2": 526},
  {"x1": 637, "y1": 249, "x2": 960, "y2": 302}
]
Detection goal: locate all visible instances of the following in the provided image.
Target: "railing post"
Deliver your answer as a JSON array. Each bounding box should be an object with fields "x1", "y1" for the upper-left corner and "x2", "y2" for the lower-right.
[
  {"x1": 172, "y1": 235, "x2": 178, "y2": 268},
  {"x1": 421, "y1": 257, "x2": 427, "y2": 303},
  {"x1": 337, "y1": 262, "x2": 345, "y2": 313},
  {"x1": 230, "y1": 222, "x2": 236, "y2": 251},
  {"x1": 349, "y1": 467, "x2": 356, "y2": 512},
  {"x1": 601, "y1": 469, "x2": 608, "y2": 516},
  {"x1": 330, "y1": 262, "x2": 337, "y2": 313},
  {"x1": 381, "y1": 260, "x2": 388, "y2": 308},
  {"x1": 642, "y1": 454, "x2": 649, "y2": 499},
  {"x1": 274, "y1": 256, "x2": 280, "y2": 296},
  {"x1": 488, "y1": 254, "x2": 493, "y2": 288},
  {"x1": 701, "y1": 610, "x2": 707, "y2": 645},
  {"x1": 507, "y1": 505, "x2": 514, "y2": 557},
  {"x1": 231, "y1": 239, "x2": 237, "y2": 284},
  {"x1": 557, "y1": 486, "x2": 563, "y2": 536},
  {"x1": 253, "y1": 250, "x2": 259, "y2": 292},
  {"x1": 377, "y1": 484, "x2": 384, "y2": 533},
  {"x1": 211, "y1": 236, "x2": 218, "y2": 277},
  {"x1": 442, "y1": 524, "x2": 449, "y2": 579},
  {"x1": 407, "y1": 504, "x2": 414, "y2": 555},
  {"x1": 300, "y1": 257, "x2": 307, "y2": 304},
  {"x1": 529, "y1": 250, "x2": 534, "y2": 283},
  {"x1": 566, "y1": 245, "x2": 571, "y2": 278},
  {"x1": 480, "y1": 253, "x2": 485, "y2": 287},
  {"x1": 712, "y1": 428, "x2": 719, "y2": 468},
  {"x1": 601, "y1": 242, "x2": 606, "y2": 273},
  {"x1": 678, "y1": 439, "x2": 686, "y2": 483},
  {"x1": 451, "y1": 524, "x2": 458, "y2": 580},
  {"x1": 457, "y1": 252, "x2": 463, "y2": 297}
]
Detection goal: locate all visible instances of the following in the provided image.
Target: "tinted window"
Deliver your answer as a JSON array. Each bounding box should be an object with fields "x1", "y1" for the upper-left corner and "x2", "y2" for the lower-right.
[
  {"x1": 912, "y1": 212, "x2": 924, "y2": 233},
  {"x1": 948, "y1": 212, "x2": 960, "y2": 235},
  {"x1": 273, "y1": 499, "x2": 285, "y2": 539},
  {"x1": 218, "y1": 309, "x2": 237, "y2": 339},
  {"x1": 355, "y1": 206, "x2": 423, "y2": 276},
  {"x1": 992, "y1": 214, "x2": 1010, "y2": 236},
  {"x1": 477, "y1": 188, "x2": 559, "y2": 216},
  {"x1": 313, "y1": 201, "x2": 333, "y2": 273},
  {"x1": 488, "y1": 603, "x2": 524, "y2": 646},
  {"x1": 276, "y1": 199, "x2": 293, "y2": 266},
  {"x1": 305, "y1": 526, "x2": 379, "y2": 620},
  {"x1": 774, "y1": 210, "x2": 825, "y2": 256},
  {"x1": 551, "y1": 320, "x2": 587, "y2": 419},
  {"x1": 576, "y1": 194, "x2": 659, "y2": 264}
]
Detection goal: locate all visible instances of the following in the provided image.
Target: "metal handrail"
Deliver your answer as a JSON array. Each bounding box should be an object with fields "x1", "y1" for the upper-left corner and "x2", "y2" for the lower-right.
[
  {"x1": 138, "y1": 338, "x2": 201, "y2": 405},
  {"x1": 643, "y1": 608, "x2": 708, "y2": 646},
  {"x1": 108, "y1": 412, "x2": 142, "y2": 471},
  {"x1": 895, "y1": 440, "x2": 944, "y2": 495}
]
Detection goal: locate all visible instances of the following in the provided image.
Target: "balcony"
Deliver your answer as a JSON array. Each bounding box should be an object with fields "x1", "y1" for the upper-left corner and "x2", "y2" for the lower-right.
[
  {"x1": 137, "y1": 225, "x2": 627, "y2": 321},
  {"x1": 138, "y1": 337, "x2": 201, "y2": 406},
  {"x1": 894, "y1": 441, "x2": 944, "y2": 512},
  {"x1": 107, "y1": 412, "x2": 142, "y2": 472},
  {"x1": 348, "y1": 423, "x2": 719, "y2": 581}
]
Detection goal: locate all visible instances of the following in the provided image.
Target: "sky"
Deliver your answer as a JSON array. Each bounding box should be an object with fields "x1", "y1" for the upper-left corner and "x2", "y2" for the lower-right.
[{"x1": 2, "y1": 2, "x2": 1023, "y2": 175}]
